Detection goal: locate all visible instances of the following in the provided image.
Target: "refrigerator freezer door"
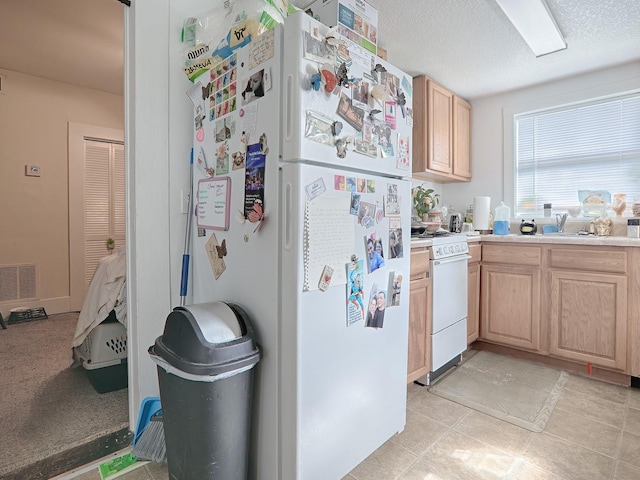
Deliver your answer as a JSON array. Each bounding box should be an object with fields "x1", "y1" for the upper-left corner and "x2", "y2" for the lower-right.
[
  {"x1": 280, "y1": 162, "x2": 411, "y2": 479},
  {"x1": 281, "y1": 13, "x2": 413, "y2": 178},
  {"x1": 189, "y1": 30, "x2": 284, "y2": 479}
]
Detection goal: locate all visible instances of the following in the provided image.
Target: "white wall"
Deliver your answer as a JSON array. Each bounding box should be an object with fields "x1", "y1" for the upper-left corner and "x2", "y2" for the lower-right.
[
  {"x1": 126, "y1": 0, "x2": 222, "y2": 428},
  {"x1": 443, "y1": 61, "x2": 640, "y2": 217}
]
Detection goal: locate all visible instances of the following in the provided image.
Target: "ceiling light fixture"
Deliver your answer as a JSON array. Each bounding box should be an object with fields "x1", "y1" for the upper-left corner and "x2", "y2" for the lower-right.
[{"x1": 496, "y1": 0, "x2": 567, "y2": 57}]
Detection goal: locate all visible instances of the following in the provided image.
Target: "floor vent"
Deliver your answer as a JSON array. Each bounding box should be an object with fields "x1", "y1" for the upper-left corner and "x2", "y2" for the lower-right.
[{"x1": 0, "y1": 264, "x2": 37, "y2": 302}]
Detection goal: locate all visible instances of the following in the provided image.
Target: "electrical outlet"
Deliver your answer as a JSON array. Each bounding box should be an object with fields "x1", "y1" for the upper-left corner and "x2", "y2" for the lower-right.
[
  {"x1": 25, "y1": 165, "x2": 41, "y2": 177},
  {"x1": 180, "y1": 189, "x2": 190, "y2": 214}
]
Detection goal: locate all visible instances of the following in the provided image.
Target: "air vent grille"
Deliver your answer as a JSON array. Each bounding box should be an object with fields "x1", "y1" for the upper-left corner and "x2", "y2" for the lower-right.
[{"x1": 0, "y1": 265, "x2": 36, "y2": 302}]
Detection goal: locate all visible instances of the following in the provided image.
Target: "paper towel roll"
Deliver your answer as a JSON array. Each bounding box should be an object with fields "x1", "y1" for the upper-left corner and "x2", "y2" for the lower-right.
[{"x1": 474, "y1": 196, "x2": 491, "y2": 230}]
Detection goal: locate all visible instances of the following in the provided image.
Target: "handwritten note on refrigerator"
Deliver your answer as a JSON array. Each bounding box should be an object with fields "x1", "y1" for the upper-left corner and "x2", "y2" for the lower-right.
[
  {"x1": 197, "y1": 177, "x2": 231, "y2": 230},
  {"x1": 304, "y1": 196, "x2": 355, "y2": 291}
]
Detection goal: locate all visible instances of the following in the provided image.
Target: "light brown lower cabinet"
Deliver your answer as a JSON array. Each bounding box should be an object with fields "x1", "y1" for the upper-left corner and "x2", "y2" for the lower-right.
[
  {"x1": 407, "y1": 275, "x2": 431, "y2": 383},
  {"x1": 478, "y1": 242, "x2": 634, "y2": 375},
  {"x1": 467, "y1": 244, "x2": 481, "y2": 344},
  {"x1": 480, "y1": 264, "x2": 541, "y2": 351},
  {"x1": 549, "y1": 270, "x2": 627, "y2": 370},
  {"x1": 407, "y1": 247, "x2": 431, "y2": 383}
]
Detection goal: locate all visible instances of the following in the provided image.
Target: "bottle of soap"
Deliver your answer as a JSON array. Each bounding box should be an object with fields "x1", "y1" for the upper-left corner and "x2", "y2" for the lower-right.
[{"x1": 493, "y1": 202, "x2": 510, "y2": 235}]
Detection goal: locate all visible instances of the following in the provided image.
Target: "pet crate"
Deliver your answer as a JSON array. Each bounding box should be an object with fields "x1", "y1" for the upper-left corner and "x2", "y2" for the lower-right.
[{"x1": 75, "y1": 320, "x2": 128, "y2": 393}]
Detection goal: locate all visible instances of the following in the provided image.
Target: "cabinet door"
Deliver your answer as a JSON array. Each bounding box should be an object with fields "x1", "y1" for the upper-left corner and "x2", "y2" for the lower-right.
[
  {"x1": 453, "y1": 95, "x2": 471, "y2": 179},
  {"x1": 407, "y1": 276, "x2": 431, "y2": 383},
  {"x1": 428, "y1": 81, "x2": 453, "y2": 174},
  {"x1": 467, "y1": 262, "x2": 480, "y2": 344},
  {"x1": 549, "y1": 271, "x2": 627, "y2": 370},
  {"x1": 480, "y1": 264, "x2": 541, "y2": 351}
]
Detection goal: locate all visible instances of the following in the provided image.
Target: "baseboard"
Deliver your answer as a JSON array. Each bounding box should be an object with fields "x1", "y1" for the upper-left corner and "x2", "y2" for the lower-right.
[{"x1": 0, "y1": 428, "x2": 133, "y2": 480}]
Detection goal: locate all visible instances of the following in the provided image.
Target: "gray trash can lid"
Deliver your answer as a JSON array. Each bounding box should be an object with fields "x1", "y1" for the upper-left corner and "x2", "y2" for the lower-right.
[{"x1": 151, "y1": 302, "x2": 261, "y2": 377}]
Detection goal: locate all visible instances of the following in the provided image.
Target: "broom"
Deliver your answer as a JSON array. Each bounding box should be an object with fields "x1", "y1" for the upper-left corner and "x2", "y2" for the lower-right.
[{"x1": 131, "y1": 409, "x2": 166, "y2": 462}]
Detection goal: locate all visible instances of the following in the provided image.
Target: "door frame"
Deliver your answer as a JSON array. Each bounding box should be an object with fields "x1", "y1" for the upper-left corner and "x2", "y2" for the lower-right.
[{"x1": 68, "y1": 122, "x2": 124, "y2": 311}]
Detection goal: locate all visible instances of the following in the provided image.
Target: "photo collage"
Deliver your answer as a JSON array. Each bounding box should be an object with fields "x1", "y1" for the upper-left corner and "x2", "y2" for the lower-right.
[{"x1": 207, "y1": 53, "x2": 238, "y2": 122}]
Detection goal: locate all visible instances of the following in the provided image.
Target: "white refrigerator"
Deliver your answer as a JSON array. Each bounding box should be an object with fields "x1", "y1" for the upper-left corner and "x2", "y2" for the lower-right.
[{"x1": 188, "y1": 11, "x2": 413, "y2": 480}]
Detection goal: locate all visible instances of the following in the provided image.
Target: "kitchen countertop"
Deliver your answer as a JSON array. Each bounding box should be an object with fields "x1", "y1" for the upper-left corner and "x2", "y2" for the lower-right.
[
  {"x1": 411, "y1": 233, "x2": 640, "y2": 248},
  {"x1": 480, "y1": 233, "x2": 640, "y2": 247}
]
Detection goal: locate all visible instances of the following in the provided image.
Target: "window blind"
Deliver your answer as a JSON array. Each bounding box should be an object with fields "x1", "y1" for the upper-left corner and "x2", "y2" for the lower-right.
[{"x1": 514, "y1": 92, "x2": 640, "y2": 217}]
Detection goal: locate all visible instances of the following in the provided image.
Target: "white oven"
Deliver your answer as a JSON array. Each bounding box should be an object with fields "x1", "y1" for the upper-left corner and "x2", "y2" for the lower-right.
[{"x1": 418, "y1": 235, "x2": 469, "y2": 385}]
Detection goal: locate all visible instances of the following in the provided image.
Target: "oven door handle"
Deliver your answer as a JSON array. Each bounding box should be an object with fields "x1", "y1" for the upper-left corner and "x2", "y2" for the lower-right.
[{"x1": 433, "y1": 255, "x2": 472, "y2": 266}]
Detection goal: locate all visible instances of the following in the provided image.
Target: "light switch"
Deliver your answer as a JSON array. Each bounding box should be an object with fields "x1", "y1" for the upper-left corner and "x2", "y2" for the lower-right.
[{"x1": 25, "y1": 165, "x2": 41, "y2": 177}]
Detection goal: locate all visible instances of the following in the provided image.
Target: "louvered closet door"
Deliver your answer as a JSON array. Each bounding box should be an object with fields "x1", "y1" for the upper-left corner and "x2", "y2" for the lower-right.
[{"x1": 84, "y1": 140, "x2": 125, "y2": 289}]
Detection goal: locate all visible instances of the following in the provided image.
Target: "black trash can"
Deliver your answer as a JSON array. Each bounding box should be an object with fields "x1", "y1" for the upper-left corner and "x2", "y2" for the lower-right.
[{"x1": 149, "y1": 301, "x2": 261, "y2": 480}]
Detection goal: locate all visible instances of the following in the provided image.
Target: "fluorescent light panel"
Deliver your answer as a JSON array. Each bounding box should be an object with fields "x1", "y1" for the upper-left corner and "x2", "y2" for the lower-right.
[{"x1": 496, "y1": 0, "x2": 567, "y2": 57}]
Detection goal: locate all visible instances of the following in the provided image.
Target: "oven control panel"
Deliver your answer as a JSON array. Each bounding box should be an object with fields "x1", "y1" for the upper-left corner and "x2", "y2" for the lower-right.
[{"x1": 430, "y1": 238, "x2": 469, "y2": 260}]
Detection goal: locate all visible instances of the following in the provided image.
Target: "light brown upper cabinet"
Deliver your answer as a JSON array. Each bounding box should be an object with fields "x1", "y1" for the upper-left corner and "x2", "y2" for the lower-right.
[
  {"x1": 452, "y1": 95, "x2": 471, "y2": 179},
  {"x1": 412, "y1": 76, "x2": 471, "y2": 183}
]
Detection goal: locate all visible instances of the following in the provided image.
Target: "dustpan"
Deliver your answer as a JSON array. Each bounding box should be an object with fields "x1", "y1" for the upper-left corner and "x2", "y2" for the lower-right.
[{"x1": 133, "y1": 396, "x2": 161, "y2": 445}]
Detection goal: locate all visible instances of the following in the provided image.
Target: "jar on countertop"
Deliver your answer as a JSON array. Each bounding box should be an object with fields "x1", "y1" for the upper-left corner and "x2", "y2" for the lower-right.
[{"x1": 493, "y1": 202, "x2": 510, "y2": 235}]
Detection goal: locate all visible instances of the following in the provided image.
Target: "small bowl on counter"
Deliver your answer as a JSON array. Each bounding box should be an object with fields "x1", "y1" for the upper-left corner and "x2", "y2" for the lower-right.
[{"x1": 567, "y1": 206, "x2": 582, "y2": 218}]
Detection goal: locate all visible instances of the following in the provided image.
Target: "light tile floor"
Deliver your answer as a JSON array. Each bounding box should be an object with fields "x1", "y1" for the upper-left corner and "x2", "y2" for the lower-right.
[{"x1": 64, "y1": 365, "x2": 640, "y2": 480}]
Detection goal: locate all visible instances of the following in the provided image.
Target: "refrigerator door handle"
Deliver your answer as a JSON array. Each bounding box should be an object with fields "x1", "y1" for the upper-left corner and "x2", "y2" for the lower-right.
[
  {"x1": 284, "y1": 182, "x2": 292, "y2": 250},
  {"x1": 285, "y1": 74, "x2": 293, "y2": 142}
]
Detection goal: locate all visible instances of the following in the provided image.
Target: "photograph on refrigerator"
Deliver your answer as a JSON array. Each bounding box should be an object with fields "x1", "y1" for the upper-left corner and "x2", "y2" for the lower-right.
[{"x1": 346, "y1": 259, "x2": 365, "y2": 325}]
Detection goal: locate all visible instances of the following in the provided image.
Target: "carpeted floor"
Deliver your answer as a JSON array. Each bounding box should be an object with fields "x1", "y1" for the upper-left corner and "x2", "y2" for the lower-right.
[
  {"x1": 429, "y1": 350, "x2": 568, "y2": 432},
  {"x1": 0, "y1": 312, "x2": 129, "y2": 477}
]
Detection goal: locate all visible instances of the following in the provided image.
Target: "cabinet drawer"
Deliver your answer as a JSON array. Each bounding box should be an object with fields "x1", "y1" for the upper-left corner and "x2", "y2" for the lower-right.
[
  {"x1": 482, "y1": 244, "x2": 541, "y2": 266},
  {"x1": 549, "y1": 247, "x2": 627, "y2": 274},
  {"x1": 468, "y1": 244, "x2": 481, "y2": 264},
  {"x1": 411, "y1": 248, "x2": 431, "y2": 279}
]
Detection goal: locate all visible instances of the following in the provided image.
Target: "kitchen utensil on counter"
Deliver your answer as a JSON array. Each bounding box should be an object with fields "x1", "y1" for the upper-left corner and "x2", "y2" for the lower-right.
[
  {"x1": 449, "y1": 213, "x2": 462, "y2": 233},
  {"x1": 426, "y1": 209, "x2": 445, "y2": 228},
  {"x1": 567, "y1": 205, "x2": 582, "y2": 217},
  {"x1": 520, "y1": 219, "x2": 537, "y2": 235},
  {"x1": 593, "y1": 217, "x2": 612, "y2": 236},
  {"x1": 461, "y1": 222, "x2": 474, "y2": 233},
  {"x1": 612, "y1": 193, "x2": 626, "y2": 217}
]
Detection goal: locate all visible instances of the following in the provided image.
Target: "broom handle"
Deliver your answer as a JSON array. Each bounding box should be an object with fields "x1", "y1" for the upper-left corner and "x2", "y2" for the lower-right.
[{"x1": 180, "y1": 149, "x2": 194, "y2": 306}]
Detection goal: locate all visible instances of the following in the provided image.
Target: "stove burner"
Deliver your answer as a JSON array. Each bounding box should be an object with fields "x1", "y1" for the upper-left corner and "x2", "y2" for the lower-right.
[{"x1": 410, "y1": 230, "x2": 452, "y2": 239}]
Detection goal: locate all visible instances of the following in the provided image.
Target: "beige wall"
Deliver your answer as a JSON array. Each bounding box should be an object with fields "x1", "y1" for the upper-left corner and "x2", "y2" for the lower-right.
[
  {"x1": 442, "y1": 61, "x2": 640, "y2": 216},
  {"x1": 0, "y1": 68, "x2": 124, "y2": 318}
]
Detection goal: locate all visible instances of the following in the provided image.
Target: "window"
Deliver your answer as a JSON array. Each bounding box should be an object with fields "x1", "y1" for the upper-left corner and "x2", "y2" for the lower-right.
[{"x1": 514, "y1": 92, "x2": 640, "y2": 217}]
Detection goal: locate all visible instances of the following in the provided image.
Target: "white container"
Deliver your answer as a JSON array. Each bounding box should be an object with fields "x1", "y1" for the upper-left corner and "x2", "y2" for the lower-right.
[
  {"x1": 628, "y1": 219, "x2": 640, "y2": 238},
  {"x1": 473, "y1": 196, "x2": 491, "y2": 231}
]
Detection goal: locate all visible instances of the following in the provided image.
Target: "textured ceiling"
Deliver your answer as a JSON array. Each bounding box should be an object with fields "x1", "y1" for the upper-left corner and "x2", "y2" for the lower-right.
[
  {"x1": 0, "y1": 0, "x2": 638, "y2": 99},
  {"x1": 369, "y1": 0, "x2": 640, "y2": 98}
]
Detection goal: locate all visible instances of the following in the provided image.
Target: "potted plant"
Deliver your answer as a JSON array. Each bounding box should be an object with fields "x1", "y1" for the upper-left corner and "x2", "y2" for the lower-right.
[
  {"x1": 412, "y1": 184, "x2": 440, "y2": 221},
  {"x1": 106, "y1": 238, "x2": 115, "y2": 251}
]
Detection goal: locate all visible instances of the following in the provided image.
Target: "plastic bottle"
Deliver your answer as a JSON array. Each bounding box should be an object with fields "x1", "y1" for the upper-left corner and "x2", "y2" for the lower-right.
[{"x1": 493, "y1": 201, "x2": 510, "y2": 235}]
